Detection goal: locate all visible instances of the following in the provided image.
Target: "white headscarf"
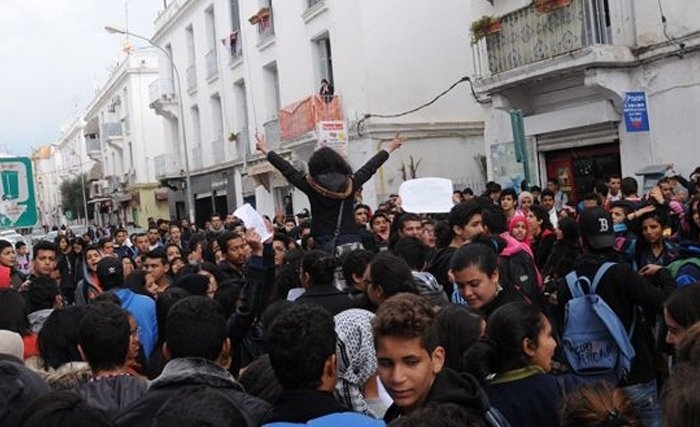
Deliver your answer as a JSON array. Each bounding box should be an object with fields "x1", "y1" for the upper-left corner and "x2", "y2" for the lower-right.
[{"x1": 333, "y1": 309, "x2": 377, "y2": 417}]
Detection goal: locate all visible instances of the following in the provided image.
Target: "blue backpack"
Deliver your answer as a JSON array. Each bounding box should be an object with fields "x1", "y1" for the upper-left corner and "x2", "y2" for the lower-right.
[
  {"x1": 562, "y1": 262, "x2": 636, "y2": 383},
  {"x1": 666, "y1": 243, "x2": 700, "y2": 286}
]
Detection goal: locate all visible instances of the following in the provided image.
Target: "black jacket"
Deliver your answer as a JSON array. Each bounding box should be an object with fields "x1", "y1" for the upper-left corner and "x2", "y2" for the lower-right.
[
  {"x1": 267, "y1": 150, "x2": 390, "y2": 239},
  {"x1": 471, "y1": 284, "x2": 526, "y2": 320},
  {"x1": 114, "y1": 358, "x2": 270, "y2": 427},
  {"x1": 75, "y1": 374, "x2": 147, "y2": 420},
  {"x1": 384, "y1": 368, "x2": 509, "y2": 426},
  {"x1": 555, "y1": 252, "x2": 676, "y2": 386},
  {"x1": 263, "y1": 390, "x2": 346, "y2": 424},
  {"x1": 295, "y1": 285, "x2": 359, "y2": 316},
  {"x1": 427, "y1": 246, "x2": 457, "y2": 297}
]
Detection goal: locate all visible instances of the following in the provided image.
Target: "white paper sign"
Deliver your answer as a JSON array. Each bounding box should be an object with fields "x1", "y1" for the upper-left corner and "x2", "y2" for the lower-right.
[
  {"x1": 233, "y1": 203, "x2": 273, "y2": 242},
  {"x1": 398, "y1": 177, "x2": 454, "y2": 214}
]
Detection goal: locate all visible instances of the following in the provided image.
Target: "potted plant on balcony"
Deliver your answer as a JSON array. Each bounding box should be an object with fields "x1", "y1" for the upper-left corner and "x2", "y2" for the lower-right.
[
  {"x1": 470, "y1": 16, "x2": 501, "y2": 44},
  {"x1": 534, "y1": 0, "x2": 571, "y2": 14}
]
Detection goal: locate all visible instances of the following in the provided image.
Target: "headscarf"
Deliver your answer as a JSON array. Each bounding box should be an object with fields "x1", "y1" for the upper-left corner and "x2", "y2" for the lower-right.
[
  {"x1": 517, "y1": 191, "x2": 533, "y2": 210},
  {"x1": 509, "y1": 215, "x2": 531, "y2": 246},
  {"x1": 333, "y1": 309, "x2": 377, "y2": 416}
]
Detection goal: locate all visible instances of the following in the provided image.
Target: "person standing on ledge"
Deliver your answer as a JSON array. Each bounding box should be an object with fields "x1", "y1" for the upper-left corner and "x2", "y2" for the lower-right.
[{"x1": 255, "y1": 133, "x2": 404, "y2": 251}]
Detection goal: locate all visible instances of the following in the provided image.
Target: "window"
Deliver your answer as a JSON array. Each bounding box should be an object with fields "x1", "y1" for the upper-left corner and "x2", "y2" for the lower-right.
[
  {"x1": 205, "y1": 7, "x2": 218, "y2": 79},
  {"x1": 190, "y1": 105, "x2": 203, "y2": 169},
  {"x1": 315, "y1": 35, "x2": 334, "y2": 86},
  {"x1": 185, "y1": 25, "x2": 197, "y2": 91},
  {"x1": 263, "y1": 62, "x2": 281, "y2": 120},
  {"x1": 210, "y1": 94, "x2": 225, "y2": 163},
  {"x1": 255, "y1": 0, "x2": 274, "y2": 42},
  {"x1": 234, "y1": 80, "x2": 250, "y2": 159},
  {"x1": 228, "y1": 0, "x2": 243, "y2": 57}
]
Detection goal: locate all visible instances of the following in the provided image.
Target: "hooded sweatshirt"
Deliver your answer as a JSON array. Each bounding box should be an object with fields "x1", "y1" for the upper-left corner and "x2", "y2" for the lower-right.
[{"x1": 383, "y1": 368, "x2": 511, "y2": 426}]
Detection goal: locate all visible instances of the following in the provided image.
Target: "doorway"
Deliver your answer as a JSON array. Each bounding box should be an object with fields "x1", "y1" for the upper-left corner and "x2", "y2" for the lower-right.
[{"x1": 545, "y1": 143, "x2": 620, "y2": 203}]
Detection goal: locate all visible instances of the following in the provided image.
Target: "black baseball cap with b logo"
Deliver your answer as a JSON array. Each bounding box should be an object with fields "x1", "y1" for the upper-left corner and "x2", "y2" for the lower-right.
[{"x1": 579, "y1": 207, "x2": 615, "y2": 249}]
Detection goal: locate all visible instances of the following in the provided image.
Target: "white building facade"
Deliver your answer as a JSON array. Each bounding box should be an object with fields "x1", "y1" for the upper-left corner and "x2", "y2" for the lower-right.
[
  {"x1": 472, "y1": 0, "x2": 700, "y2": 200},
  {"x1": 52, "y1": 116, "x2": 94, "y2": 226},
  {"x1": 148, "y1": 0, "x2": 488, "y2": 225},
  {"x1": 30, "y1": 145, "x2": 59, "y2": 228},
  {"x1": 82, "y1": 51, "x2": 170, "y2": 226}
]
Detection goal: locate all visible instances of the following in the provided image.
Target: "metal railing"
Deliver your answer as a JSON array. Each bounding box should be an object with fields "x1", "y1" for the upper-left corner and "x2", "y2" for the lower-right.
[
  {"x1": 191, "y1": 146, "x2": 203, "y2": 170},
  {"x1": 154, "y1": 153, "x2": 183, "y2": 178},
  {"x1": 205, "y1": 48, "x2": 218, "y2": 79},
  {"x1": 148, "y1": 78, "x2": 176, "y2": 104},
  {"x1": 186, "y1": 64, "x2": 197, "y2": 91},
  {"x1": 85, "y1": 135, "x2": 100, "y2": 153},
  {"x1": 264, "y1": 119, "x2": 281, "y2": 151},
  {"x1": 101, "y1": 122, "x2": 122, "y2": 138},
  {"x1": 473, "y1": 0, "x2": 613, "y2": 76},
  {"x1": 279, "y1": 95, "x2": 342, "y2": 141}
]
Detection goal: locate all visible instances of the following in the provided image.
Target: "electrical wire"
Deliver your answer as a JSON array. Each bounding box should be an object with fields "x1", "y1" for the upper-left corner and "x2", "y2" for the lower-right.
[
  {"x1": 656, "y1": 0, "x2": 686, "y2": 57},
  {"x1": 357, "y1": 76, "x2": 490, "y2": 137}
]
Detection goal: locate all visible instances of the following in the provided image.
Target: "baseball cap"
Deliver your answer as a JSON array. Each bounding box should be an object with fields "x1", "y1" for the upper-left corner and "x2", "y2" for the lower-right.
[
  {"x1": 579, "y1": 207, "x2": 615, "y2": 249},
  {"x1": 296, "y1": 208, "x2": 310, "y2": 218},
  {"x1": 0, "y1": 330, "x2": 24, "y2": 360},
  {"x1": 96, "y1": 257, "x2": 124, "y2": 290}
]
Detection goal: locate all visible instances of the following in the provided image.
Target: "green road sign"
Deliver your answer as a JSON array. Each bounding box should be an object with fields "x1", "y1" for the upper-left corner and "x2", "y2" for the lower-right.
[{"x1": 0, "y1": 157, "x2": 37, "y2": 228}]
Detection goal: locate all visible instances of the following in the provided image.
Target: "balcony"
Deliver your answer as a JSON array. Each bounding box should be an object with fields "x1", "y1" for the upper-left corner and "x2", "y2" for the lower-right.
[
  {"x1": 149, "y1": 78, "x2": 176, "y2": 104},
  {"x1": 279, "y1": 95, "x2": 342, "y2": 141},
  {"x1": 205, "y1": 48, "x2": 218, "y2": 79},
  {"x1": 85, "y1": 134, "x2": 101, "y2": 154},
  {"x1": 264, "y1": 119, "x2": 281, "y2": 151},
  {"x1": 473, "y1": 0, "x2": 620, "y2": 79},
  {"x1": 191, "y1": 146, "x2": 203, "y2": 170},
  {"x1": 101, "y1": 122, "x2": 122, "y2": 139},
  {"x1": 154, "y1": 153, "x2": 183, "y2": 179},
  {"x1": 186, "y1": 64, "x2": 197, "y2": 92}
]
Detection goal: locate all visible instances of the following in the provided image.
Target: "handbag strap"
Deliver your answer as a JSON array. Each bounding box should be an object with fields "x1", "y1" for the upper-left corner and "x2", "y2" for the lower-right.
[{"x1": 333, "y1": 200, "x2": 345, "y2": 238}]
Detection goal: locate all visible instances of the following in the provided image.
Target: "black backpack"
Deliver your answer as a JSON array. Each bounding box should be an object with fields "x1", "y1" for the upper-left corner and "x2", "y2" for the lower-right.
[{"x1": 499, "y1": 250, "x2": 545, "y2": 309}]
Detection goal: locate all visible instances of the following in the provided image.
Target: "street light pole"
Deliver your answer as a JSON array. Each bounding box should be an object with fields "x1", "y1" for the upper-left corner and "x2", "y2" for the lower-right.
[{"x1": 105, "y1": 25, "x2": 195, "y2": 224}]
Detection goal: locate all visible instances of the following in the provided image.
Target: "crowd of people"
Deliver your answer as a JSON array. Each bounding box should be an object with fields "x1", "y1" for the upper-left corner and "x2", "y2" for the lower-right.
[{"x1": 1, "y1": 141, "x2": 700, "y2": 426}]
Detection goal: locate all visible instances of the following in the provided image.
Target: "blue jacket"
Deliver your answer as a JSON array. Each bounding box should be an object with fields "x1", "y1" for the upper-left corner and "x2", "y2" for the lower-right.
[
  {"x1": 263, "y1": 390, "x2": 384, "y2": 427},
  {"x1": 264, "y1": 412, "x2": 385, "y2": 427},
  {"x1": 113, "y1": 288, "x2": 158, "y2": 358}
]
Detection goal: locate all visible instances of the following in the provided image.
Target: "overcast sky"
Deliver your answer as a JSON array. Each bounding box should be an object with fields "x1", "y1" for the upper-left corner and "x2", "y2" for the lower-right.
[{"x1": 0, "y1": 0, "x2": 162, "y2": 156}]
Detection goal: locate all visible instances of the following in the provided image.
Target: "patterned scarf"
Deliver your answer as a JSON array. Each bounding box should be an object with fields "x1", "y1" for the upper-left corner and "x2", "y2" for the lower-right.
[{"x1": 333, "y1": 309, "x2": 377, "y2": 416}]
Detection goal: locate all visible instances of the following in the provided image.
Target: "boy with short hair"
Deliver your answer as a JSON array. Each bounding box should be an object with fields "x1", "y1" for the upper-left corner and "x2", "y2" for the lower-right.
[
  {"x1": 263, "y1": 303, "x2": 382, "y2": 426},
  {"x1": 76, "y1": 303, "x2": 147, "y2": 420},
  {"x1": 373, "y1": 293, "x2": 508, "y2": 426},
  {"x1": 15, "y1": 241, "x2": 30, "y2": 276}
]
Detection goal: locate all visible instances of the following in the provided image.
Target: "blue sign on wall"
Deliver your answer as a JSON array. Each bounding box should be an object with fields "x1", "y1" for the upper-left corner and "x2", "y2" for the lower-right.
[{"x1": 623, "y1": 91, "x2": 650, "y2": 132}]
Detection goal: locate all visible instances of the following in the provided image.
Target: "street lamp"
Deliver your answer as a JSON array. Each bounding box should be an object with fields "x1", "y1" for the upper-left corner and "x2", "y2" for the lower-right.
[{"x1": 105, "y1": 25, "x2": 195, "y2": 224}]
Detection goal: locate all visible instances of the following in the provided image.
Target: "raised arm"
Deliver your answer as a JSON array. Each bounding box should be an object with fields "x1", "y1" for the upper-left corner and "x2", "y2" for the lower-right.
[
  {"x1": 256, "y1": 133, "x2": 312, "y2": 193},
  {"x1": 354, "y1": 133, "x2": 405, "y2": 186}
]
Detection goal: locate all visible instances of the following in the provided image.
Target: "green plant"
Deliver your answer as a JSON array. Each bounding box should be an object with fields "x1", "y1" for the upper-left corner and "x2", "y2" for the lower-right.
[{"x1": 470, "y1": 16, "x2": 500, "y2": 44}]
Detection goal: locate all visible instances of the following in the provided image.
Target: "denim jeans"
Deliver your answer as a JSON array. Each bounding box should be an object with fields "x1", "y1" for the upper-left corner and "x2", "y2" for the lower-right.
[{"x1": 622, "y1": 379, "x2": 661, "y2": 427}]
